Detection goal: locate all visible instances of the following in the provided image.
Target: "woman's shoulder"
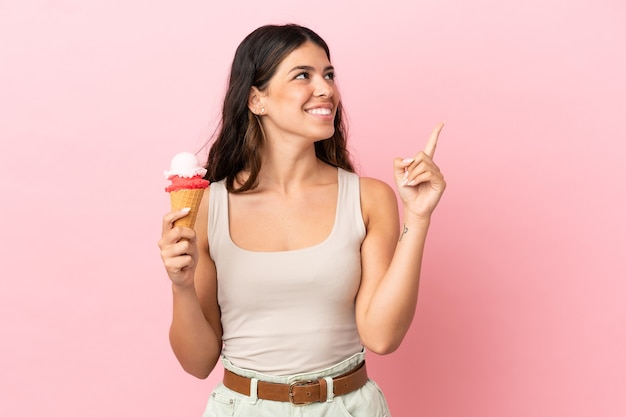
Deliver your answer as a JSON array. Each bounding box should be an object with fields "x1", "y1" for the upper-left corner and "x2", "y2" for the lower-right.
[
  {"x1": 358, "y1": 176, "x2": 395, "y2": 198},
  {"x1": 358, "y1": 176, "x2": 398, "y2": 225}
]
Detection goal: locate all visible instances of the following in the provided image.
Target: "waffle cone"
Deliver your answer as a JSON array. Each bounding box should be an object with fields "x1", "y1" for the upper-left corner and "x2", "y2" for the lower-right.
[{"x1": 169, "y1": 188, "x2": 205, "y2": 228}]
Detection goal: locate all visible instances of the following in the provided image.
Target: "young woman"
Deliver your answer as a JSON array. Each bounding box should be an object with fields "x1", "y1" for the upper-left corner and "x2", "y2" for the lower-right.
[{"x1": 159, "y1": 24, "x2": 445, "y2": 417}]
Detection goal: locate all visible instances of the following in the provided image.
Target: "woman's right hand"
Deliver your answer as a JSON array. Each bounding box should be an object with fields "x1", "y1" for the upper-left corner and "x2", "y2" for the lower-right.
[{"x1": 158, "y1": 209, "x2": 199, "y2": 288}]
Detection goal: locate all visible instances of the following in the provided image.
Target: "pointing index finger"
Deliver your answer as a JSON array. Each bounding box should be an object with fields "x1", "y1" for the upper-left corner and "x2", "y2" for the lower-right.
[{"x1": 424, "y1": 122, "x2": 445, "y2": 158}]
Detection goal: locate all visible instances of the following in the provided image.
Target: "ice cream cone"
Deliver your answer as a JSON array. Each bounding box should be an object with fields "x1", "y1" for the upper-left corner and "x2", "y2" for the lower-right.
[
  {"x1": 170, "y1": 188, "x2": 205, "y2": 228},
  {"x1": 164, "y1": 152, "x2": 210, "y2": 228}
]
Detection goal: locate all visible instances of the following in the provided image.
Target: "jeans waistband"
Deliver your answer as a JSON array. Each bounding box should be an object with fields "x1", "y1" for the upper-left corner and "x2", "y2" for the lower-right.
[{"x1": 221, "y1": 349, "x2": 366, "y2": 384}]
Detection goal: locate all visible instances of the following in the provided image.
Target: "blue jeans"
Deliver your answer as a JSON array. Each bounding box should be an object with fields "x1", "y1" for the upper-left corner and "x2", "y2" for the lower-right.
[{"x1": 202, "y1": 351, "x2": 391, "y2": 417}]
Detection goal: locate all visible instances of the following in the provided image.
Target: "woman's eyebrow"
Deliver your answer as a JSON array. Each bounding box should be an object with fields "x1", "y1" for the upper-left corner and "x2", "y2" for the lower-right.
[{"x1": 288, "y1": 65, "x2": 335, "y2": 74}]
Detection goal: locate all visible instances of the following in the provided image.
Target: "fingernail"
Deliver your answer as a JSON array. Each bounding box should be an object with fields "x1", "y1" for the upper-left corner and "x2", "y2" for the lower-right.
[
  {"x1": 402, "y1": 158, "x2": 414, "y2": 164},
  {"x1": 181, "y1": 207, "x2": 191, "y2": 213},
  {"x1": 401, "y1": 177, "x2": 408, "y2": 186}
]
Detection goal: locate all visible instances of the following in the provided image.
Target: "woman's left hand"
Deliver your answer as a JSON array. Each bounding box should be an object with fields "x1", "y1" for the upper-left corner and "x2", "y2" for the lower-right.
[{"x1": 393, "y1": 122, "x2": 446, "y2": 219}]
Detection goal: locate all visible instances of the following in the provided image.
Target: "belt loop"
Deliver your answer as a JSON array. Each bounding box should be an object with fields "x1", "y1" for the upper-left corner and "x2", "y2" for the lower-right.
[
  {"x1": 249, "y1": 377, "x2": 258, "y2": 404},
  {"x1": 323, "y1": 376, "x2": 334, "y2": 402}
]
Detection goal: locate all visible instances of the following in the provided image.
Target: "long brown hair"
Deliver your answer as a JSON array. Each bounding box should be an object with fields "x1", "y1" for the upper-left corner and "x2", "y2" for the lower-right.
[{"x1": 205, "y1": 24, "x2": 354, "y2": 192}]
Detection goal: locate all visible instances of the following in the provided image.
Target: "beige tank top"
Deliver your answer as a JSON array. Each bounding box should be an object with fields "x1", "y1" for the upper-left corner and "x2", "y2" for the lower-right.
[{"x1": 208, "y1": 168, "x2": 366, "y2": 375}]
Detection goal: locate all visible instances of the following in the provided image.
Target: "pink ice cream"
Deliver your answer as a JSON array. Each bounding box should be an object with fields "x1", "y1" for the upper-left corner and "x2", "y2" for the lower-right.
[{"x1": 164, "y1": 152, "x2": 209, "y2": 228}]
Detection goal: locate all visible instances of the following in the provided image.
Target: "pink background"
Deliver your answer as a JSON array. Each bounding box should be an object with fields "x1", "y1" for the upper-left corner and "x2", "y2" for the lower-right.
[{"x1": 1, "y1": 1, "x2": 624, "y2": 416}]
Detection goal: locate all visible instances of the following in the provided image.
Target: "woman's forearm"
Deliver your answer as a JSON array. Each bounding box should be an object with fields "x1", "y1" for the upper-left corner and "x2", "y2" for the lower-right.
[
  {"x1": 169, "y1": 284, "x2": 221, "y2": 379},
  {"x1": 362, "y1": 216, "x2": 431, "y2": 353}
]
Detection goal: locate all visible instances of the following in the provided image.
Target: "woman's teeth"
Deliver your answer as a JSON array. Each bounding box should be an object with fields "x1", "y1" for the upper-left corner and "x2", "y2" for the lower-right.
[{"x1": 307, "y1": 108, "x2": 331, "y2": 115}]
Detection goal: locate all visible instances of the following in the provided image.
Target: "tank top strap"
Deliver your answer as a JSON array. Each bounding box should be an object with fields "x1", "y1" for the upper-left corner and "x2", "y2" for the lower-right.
[
  {"x1": 207, "y1": 179, "x2": 229, "y2": 260},
  {"x1": 336, "y1": 168, "x2": 366, "y2": 238}
]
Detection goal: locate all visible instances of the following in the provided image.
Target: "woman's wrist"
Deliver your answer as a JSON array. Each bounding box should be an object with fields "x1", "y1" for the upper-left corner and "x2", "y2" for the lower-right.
[
  {"x1": 397, "y1": 216, "x2": 430, "y2": 244},
  {"x1": 401, "y1": 210, "x2": 432, "y2": 228},
  {"x1": 171, "y1": 280, "x2": 197, "y2": 295}
]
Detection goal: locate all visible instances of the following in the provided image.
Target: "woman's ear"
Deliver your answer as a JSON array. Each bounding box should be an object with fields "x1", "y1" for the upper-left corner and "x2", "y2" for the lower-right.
[{"x1": 248, "y1": 87, "x2": 264, "y2": 115}]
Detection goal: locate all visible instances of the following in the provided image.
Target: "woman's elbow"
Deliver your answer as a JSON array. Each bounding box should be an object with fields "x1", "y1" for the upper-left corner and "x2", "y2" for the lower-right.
[
  {"x1": 182, "y1": 364, "x2": 212, "y2": 379},
  {"x1": 177, "y1": 355, "x2": 218, "y2": 379},
  {"x1": 363, "y1": 336, "x2": 403, "y2": 355},
  {"x1": 171, "y1": 347, "x2": 219, "y2": 379}
]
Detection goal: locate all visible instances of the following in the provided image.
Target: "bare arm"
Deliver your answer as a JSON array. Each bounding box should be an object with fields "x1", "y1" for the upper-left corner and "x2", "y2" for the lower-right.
[
  {"x1": 159, "y1": 189, "x2": 223, "y2": 378},
  {"x1": 356, "y1": 123, "x2": 446, "y2": 354}
]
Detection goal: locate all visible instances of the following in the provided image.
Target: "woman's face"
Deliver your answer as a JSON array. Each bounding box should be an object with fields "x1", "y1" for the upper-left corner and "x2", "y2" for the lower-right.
[{"x1": 256, "y1": 41, "x2": 340, "y2": 144}]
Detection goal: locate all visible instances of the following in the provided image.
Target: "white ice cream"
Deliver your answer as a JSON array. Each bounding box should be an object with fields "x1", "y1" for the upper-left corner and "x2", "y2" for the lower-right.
[{"x1": 164, "y1": 152, "x2": 207, "y2": 178}]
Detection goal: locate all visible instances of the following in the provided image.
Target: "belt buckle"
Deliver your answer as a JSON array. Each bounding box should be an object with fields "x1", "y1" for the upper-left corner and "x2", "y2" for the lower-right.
[{"x1": 288, "y1": 380, "x2": 315, "y2": 406}]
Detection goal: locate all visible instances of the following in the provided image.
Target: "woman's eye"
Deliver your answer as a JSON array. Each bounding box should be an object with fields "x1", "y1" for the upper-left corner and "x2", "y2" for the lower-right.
[
  {"x1": 295, "y1": 72, "x2": 310, "y2": 80},
  {"x1": 324, "y1": 72, "x2": 335, "y2": 80}
]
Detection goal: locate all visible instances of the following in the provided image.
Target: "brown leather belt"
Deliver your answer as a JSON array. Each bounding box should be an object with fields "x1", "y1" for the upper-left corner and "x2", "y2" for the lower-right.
[{"x1": 223, "y1": 361, "x2": 368, "y2": 405}]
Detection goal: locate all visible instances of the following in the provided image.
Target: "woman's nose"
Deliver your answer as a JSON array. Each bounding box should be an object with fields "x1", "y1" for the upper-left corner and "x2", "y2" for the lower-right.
[{"x1": 314, "y1": 76, "x2": 333, "y2": 98}]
